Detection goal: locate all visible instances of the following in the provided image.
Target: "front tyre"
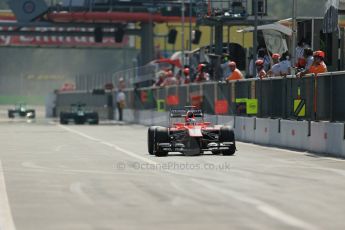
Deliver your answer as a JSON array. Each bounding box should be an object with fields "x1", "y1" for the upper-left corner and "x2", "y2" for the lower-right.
[
  {"x1": 222, "y1": 144, "x2": 236, "y2": 156},
  {"x1": 147, "y1": 126, "x2": 158, "y2": 155},
  {"x1": 154, "y1": 127, "x2": 169, "y2": 157},
  {"x1": 219, "y1": 126, "x2": 236, "y2": 156}
]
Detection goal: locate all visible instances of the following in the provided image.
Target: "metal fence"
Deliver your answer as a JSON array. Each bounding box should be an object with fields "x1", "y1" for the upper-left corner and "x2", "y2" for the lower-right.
[
  {"x1": 124, "y1": 71, "x2": 345, "y2": 122},
  {"x1": 75, "y1": 64, "x2": 155, "y2": 91}
]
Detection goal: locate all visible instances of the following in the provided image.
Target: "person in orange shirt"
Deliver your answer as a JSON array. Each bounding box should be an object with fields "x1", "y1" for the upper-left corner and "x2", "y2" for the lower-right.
[
  {"x1": 308, "y1": 50, "x2": 327, "y2": 75},
  {"x1": 297, "y1": 50, "x2": 327, "y2": 77},
  {"x1": 226, "y1": 61, "x2": 243, "y2": 81}
]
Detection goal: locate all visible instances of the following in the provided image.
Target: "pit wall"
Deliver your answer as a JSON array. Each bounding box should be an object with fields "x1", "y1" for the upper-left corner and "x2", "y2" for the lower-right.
[{"x1": 123, "y1": 109, "x2": 345, "y2": 158}]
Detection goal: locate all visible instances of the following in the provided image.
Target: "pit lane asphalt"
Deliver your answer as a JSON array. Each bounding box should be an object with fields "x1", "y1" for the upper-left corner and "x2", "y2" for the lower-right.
[{"x1": 0, "y1": 117, "x2": 345, "y2": 230}]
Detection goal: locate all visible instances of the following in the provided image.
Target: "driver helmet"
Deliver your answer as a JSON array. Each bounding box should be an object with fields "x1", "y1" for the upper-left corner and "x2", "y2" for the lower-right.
[{"x1": 186, "y1": 111, "x2": 196, "y2": 124}]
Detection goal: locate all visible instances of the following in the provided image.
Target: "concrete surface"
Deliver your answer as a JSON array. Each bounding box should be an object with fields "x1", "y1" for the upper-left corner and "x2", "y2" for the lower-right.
[{"x1": 0, "y1": 115, "x2": 345, "y2": 230}]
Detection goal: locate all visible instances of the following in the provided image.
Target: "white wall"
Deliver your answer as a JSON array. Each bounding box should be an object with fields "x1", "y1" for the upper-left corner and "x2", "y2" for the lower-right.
[{"x1": 124, "y1": 109, "x2": 345, "y2": 158}]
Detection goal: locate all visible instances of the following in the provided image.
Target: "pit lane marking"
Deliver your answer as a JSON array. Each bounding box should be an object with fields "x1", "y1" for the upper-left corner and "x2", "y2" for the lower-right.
[
  {"x1": 192, "y1": 179, "x2": 318, "y2": 230},
  {"x1": 58, "y1": 125, "x2": 318, "y2": 229},
  {"x1": 0, "y1": 160, "x2": 16, "y2": 230}
]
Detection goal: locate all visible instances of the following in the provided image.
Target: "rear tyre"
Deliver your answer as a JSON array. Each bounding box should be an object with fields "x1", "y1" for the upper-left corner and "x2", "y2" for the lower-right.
[
  {"x1": 89, "y1": 113, "x2": 99, "y2": 125},
  {"x1": 8, "y1": 110, "x2": 14, "y2": 118},
  {"x1": 154, "y1": 127, "x2": 169, "y2": 157},
  {"x1": 60, "y1": 113, "x2": 68, "y2": 125},
  {"x1": 147, "y1": 126, "x2": 158, "y2": 155}
]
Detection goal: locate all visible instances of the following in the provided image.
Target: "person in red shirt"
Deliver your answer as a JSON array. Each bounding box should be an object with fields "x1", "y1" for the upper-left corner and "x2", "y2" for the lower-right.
[
  {"x1": 226, "y1": 61, "x2": 243, "y2": 81},
  {"x1": 183, "y1": 68, "x2": 191, "y2": 84},
  {"x1": 195, "y1": 64, "x2": 210, "y2": 82}
]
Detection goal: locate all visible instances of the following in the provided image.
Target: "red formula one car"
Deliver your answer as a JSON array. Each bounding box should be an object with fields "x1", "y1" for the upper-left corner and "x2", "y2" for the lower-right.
[{"x1": 148, "y1": 107, "x2": 236, "y2": 157}]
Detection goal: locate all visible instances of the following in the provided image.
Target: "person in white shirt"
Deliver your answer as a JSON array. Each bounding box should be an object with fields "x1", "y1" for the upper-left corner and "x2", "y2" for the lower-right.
[
  {"x1": 267, "y1": 53, "x2": 281, "y2": 77},
  {"x1": 304, "y1": 48, "x2": 314, "y2": 71},
  {"x1": 295, "y1": 38, "x2": 310, "y2": 68},
  {"x1": 267, "y1": 53, "x2": 291, "y2": 77}
]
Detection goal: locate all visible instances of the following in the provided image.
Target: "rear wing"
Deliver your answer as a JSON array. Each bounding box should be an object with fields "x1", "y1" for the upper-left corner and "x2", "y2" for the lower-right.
[{"x1": 170, "y1": 109, "x2": 204, "y2": 118}]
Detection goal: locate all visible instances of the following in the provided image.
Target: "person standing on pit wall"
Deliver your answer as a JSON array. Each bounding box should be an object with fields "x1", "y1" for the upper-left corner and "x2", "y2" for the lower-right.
[
  {"x1": 116, "y1": 88, "x2": 126, "y2": 121},
  {"x1": 195, "y1": 63, "x2": 210, "y2": 82},
  {"x1": 295, "y1": 38, "x2": 310, "y2": 68},
  {"x1": 267, "y1": 53, "x2": 281, "y2": 77},
  {"x1": 278, "y1": 52, "x2": 292, "y2": 76},
  {"x1": 308, "y1": 51, "x2": 328, "y2": 75},
  {"x1": 154, "y1": 71, "x2": 166, "y2": 87},
  {"x1": 304, "y1": 48, "x2": 314, "y2": 71},
  {"x1": 226, "y1": 61, "x2": 243, "y2": 81},
  {"x1": 297, "y1": 50, "x2": 327, "y2": 77},
  {"x1": 258, "y1": 48, "x2": 271, "y2": 72},
  {"x1": 255, "y1": 59, "x2": 267, "y2": 79},
  {"x1": 161, "y1": 70, "x2": 178, "y2": 86},
  {"x1": 183, "y1": 68, "x2": 191, "y2": 84}
]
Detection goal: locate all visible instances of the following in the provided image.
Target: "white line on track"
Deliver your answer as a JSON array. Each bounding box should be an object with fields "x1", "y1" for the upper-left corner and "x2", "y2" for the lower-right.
[
  {"x1": 58, "y1": 124, "x2": 318, "y2": 229},
  {"x1": 58, "y1": 125, "x2": 157, "y2": 165},
  {"x1": 0, "y1": 160, "x2": 16, "y2": 230},
  {"x1": 191, "y1": 179, "x2": 318, "y2": 230}
]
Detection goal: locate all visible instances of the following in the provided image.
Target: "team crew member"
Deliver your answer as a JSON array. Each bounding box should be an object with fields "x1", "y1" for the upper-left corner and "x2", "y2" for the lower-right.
[
  {"x1": 297, "y1": 50, "x2": 327, "y2": 77},
  {"x1": 183, "y1": 68, "x2": 191, "y2": 84},
  {"x1": 267, "y1": 53, "x2": 281, "y2": 77},
  {"x1": 226, "y1": 61, "x2": 243, "y2": 81},
  {"x1": 278, "y1": 52, "x2": 292, "y2": 76},
  {"x1": 255, "y1": 59, "x2": 267, "y2": 79},
  {"x1": 116, "y1": 88, "x2": 126, "y2": 121},
  {"x1": 304, "y1": 48, "x2": 314, "y2": 71},
  {"x1": 308, "y1": 51, "x2": 327, "y2": 75},
  {"x1": 161, "y1": 70, "x2": 178, "y2": 86},
  {"x1": 195, "y1": 64, "x2": 210, "y2": 82}
]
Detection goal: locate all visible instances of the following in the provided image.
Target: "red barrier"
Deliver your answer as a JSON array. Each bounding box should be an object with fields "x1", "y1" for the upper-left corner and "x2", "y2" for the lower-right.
[
  {"x1": 215, "y1": 100, "x2": 228, "y2": 115},
  {"x1": 166, "y1": 95, "x2": 179, "y2": 106},
  {"x1": 140, "y1": 91, "x2": 148, "y2": 103},
  {"x1": 190, "y1": 95, "x2": 202, "y2": 108}
]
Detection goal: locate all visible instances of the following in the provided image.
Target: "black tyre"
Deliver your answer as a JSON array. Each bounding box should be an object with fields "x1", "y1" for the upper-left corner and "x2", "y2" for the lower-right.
[
  {"x1": 60, "y1": 113, "x2": 68, "y2": 125},
  {"x1": 8, "y1": 110, "x2": 14, "y2": 118},
  {"x1": 223, "y1": 144, "x2": 236, "y2": 156},
  {"x1": 219, "y1": 126, "x2": 236, "y2": 156},
  {"x1": 147, "y1": 126, "x2": 158, "y2": 155},
  {"x1": 89, "y1": 113, "x2": 99, "y2": 125},
  {"x1": 154, "y1": 127, "x2": 169, "y2": 157},
  {"x1": 219, "y1": 126, "x2": 235, "y2": 142}
]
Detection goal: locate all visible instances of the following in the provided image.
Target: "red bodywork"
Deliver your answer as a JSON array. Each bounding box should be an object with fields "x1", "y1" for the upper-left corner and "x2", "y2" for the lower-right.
[{"x1": 170, "y1": 122, "x2": 214, "y2": 137}]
